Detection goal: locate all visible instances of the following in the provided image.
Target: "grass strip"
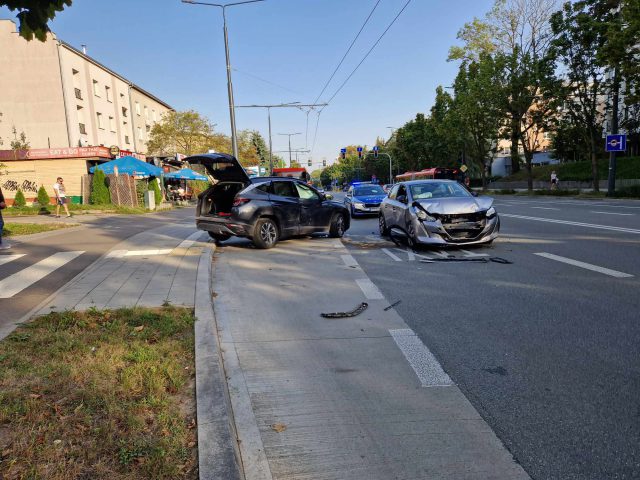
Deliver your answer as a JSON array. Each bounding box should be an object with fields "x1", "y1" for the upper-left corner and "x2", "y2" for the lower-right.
[
  {"x1": 2, "y1": 204, "x2": 174, "y2": 217},
  {"x1": 0, "y1": 307, "x2": 198, "y2": 479},
  {"x1": 2, "y1": 222, "x2": 78, "y2": 237}
]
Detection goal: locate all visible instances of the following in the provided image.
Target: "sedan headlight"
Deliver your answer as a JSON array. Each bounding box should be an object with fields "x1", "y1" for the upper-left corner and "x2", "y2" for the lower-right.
[
  {"x1": 415, "y1": 208, "x2": 437, "y2": 222},
  {"x1": 485, "y1": 206, "x2": 496, "y2": 218}
]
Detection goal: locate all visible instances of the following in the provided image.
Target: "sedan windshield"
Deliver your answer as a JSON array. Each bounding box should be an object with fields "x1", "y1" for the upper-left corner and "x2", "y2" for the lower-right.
[
  {"x1": 409, "y1": 182, "x2": 472, "y2": 199},
  {"x1": 354, "y1": 185, "x2": 385, "y2": 196}
]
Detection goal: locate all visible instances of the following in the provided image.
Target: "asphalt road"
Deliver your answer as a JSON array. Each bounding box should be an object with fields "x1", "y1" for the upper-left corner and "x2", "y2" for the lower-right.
[
  {"x1": 340, "y1": 193, "x2": 640, "y2": 480},
  {"x1": 0, "y1": 208, "x2": 194, "y2": 332}
]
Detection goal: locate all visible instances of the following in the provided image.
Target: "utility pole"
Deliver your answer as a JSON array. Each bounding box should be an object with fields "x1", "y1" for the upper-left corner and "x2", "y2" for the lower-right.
[
  {"x1": 278, "y1": 132, "x2": 301, "y2": 167},
  {"x1": 235, "y1": 103, "x2": 326, "y2": 173},
  {"x1": 181, "y1": 0, "x2": 265, "y2": 160}
]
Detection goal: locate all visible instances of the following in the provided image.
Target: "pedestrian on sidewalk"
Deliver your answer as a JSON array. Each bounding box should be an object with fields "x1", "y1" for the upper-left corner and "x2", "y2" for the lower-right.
[
  {"x1": 53, "y1": 177, "x2": 71, "y2": 218},
  {"x1": 0, "y1": 186, "x2": 9, "y2": 250},
  {"x1": 550, "y1": 171, "x2": 559, "y2": 190}
]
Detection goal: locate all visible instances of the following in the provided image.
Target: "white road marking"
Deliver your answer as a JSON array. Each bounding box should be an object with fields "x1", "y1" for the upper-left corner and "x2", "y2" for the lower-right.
[
  {"x1": 501, "y1": 213, "x2": 640, "y2": 234},
  {"x1": 413, "y1": 251, "x2": 434, "y2": 261},
  {"x1": 177, "y1": 231, "x2": 206, "y2": 249},
  {"x1": 433, "y1": 250, "x2": 451, "y2": 258},
  {"x1": 389, "y1": 328, "x2": 454, "y2": 387},
  {"x1": 0, "y1": 254, "x2": 25, "y2": 267},
  {"x1": 355, "y1": 278, "x2": 384, "y2": 300},
  {"x1": 591, "y1": 211, "x2": 634, "y2": 216},
  {"x1": 107, "y1": 249, "x2": 173, "y2": 258},
  {"x1": 534, "y1": 252, "x2": 633, "y2": 278},
  {"x1": 341, "y1": 254, "x2": 359, "y2": 267},
  {"x1": 0, "y1": 251, "x2": 85, "y2": 298},
  {"x1": 460, "y1": 249, "x2": 489, "y2": 258},
  {"x1": 531, "y1": 206, "x2": 559, "y2": 210},
  {"x1": 381, "y1": 248, "x2": 402, "y2": 262}
]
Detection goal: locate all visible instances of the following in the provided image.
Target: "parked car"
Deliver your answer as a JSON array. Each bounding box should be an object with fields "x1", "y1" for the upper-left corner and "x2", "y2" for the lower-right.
[
  {"x1": 383, "y1": 183, "x2": 393, "y2": 193},
  {"x1": 378, "y1": 180, "x2": 499, "y2": 246},
  {"x1": 344, "y1": 182, "x2": 388, "y2": 218},
  {"x1": 185, "y1": 153, "x2": 350, "y2": 249}
]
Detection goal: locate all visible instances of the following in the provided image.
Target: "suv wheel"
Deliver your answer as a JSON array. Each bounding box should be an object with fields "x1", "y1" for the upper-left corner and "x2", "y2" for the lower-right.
[
  {"x1": 253, "y1": 218, "x2": 279, "y2": 249},
  {"x1": 379, "y1": 214, "x2": 389, "y2": 236},
  {"x1": 328, "y1": 213, "x2": 346, "y2": 238}
]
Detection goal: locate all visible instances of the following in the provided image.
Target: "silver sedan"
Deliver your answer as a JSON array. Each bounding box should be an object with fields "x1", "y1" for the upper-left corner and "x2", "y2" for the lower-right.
[{"x1": 378, "y1": 180, "x2": 500, "y2": 247}]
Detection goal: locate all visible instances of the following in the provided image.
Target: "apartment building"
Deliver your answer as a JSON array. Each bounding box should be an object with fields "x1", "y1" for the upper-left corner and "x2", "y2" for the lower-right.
[{"x1": 0, "y1": 19, "x2": 172, "y2": 155}]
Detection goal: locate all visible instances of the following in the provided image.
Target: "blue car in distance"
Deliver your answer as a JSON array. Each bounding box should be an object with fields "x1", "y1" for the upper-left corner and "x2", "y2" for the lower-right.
[{"x1": 344, "y1": 182, "x2": 388, "y2": 218}]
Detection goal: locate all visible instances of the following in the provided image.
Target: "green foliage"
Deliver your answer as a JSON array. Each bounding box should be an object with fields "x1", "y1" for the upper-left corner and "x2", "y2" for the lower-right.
[
  {"x1": 12, "y1": 188, "x2": 26, "y2": 207},
  {"x1": 188, "y1": 180, "x2": 209, "y2": 197},
  {"x1": 1, "y1": 0, "x2": 72, "y2": 41},
  {"x1": 151, "y1": 178, "x2": 162, "y2": 205},
  {"x1": 89, "y1": 169, "x2": 111, "y2": 205},
  {"x1": 36, "y1": 185, "x2": 49, "y2": 207},
  {"x1": 9, "y1": 126, "x2": 30, "y2": 151},
  {"x1": 135, "y1": 180, "x2": 147, "y2": 206},
  {"x1": 614, "y1": 185, "x2": 640, "y2": 198}
]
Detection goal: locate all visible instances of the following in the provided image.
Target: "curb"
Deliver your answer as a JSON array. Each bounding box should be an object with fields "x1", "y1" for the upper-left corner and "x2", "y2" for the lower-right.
[{"x1": 194, "y1": 245, "x2": 243, "y2": 480}]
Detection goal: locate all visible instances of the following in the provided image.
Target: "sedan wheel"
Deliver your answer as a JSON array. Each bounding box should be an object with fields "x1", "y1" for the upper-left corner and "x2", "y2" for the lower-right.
[{"x1": 253, "y1": 218, "x2": 279, "y2": 249}]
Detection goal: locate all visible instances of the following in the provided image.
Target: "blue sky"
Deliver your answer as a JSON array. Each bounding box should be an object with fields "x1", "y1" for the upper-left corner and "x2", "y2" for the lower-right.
[{"x1": 2, "y1": 0, "x2": 495, "y2": 166}]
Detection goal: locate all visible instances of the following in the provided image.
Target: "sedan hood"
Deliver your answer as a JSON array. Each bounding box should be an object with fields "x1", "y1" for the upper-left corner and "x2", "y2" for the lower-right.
[
  {"x1": 416, "y1": 196, "x2": 493, "y2": 215},
  {"x1": 184, "y1": 153, "x2": 250, "y2": 184}
]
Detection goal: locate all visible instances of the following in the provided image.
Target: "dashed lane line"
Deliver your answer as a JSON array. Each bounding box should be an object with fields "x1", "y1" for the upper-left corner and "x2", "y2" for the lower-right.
[
  {"x1": 501, "y1": 213, "x2": 640, "y2": 234},
  {"x1": 355, "y1": 278, "x2": 384, "y2": 300},
  {"x1": 389, "y1": 329, "x2": 454, "y2": 387},
  {"x1": 341, "y1": 254, "x2": 359, "y2": 267},
  {"x1": 531, "y1": 206, "x2": 560, "y2": 210},
  {"x1": 534, "y1": 252, "x2": 633, "y2": 278},
  {"x1": 591, "y1": 211, "x2": 634, "y2": 216},
  {"x1": 0, "y1": 251, "x2": 85, "y2": 298},
  {"x1": 0, "y1": 254, "x2": 25, "y2": 267},
  {"x1": 381, "y1": 248, "x2": 402, "y2": 262}
]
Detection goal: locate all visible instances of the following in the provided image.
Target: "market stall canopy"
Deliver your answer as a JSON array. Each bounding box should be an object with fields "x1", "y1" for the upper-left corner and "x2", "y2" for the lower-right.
[
  {"x1": 89, "y1": 156, "x2": 163, "y2": 178},
  {"x1": 164, "y1": 168, "x2": 208, "y2": 181}
]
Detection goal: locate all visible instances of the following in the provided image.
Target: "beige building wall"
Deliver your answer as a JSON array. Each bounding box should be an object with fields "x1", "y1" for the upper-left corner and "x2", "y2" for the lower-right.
[
  {"x1": 0, "y1": 20, "x2": 69, "y2": 149},
  {"x1": 130, "y1": 88, "x2": 172, "y2": 154},
  {"x1": 0, "y1": 19, "x2": 172, "y2": 156}
]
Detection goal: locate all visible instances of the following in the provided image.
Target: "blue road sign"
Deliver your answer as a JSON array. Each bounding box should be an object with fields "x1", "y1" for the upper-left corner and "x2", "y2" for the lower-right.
[
  {"x1": 606, "y1": 134, "x2": 626, "y2": 152},
  {"x1": 373, "y1": 146, "x2": 379, "y2": 151},
  {"x1": 340, "y1": 148, "x2": 346, "y2": 153},
  {"x1": 357, "y1": 147, "x2": 363, "y2": 152}
]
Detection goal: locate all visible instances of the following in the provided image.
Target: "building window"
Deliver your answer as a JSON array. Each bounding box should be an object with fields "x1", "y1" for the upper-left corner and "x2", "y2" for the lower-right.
[
  {"x1": 97, "y1": 112, "x2": 103, "y2": 129},
  {"x1": 135, "y1": 102, "x2": 140, "y2": 115},
  {"x1": 152, "y1": 109, "x2": 156, "y2": 121},
  {"x1": 79, "y1": 123, "x2": 86, "y2": 134},
  {"x1": 125, "y1": 135, "x2": 130, "y2": 145},
  {"x1": 74, "y1": 88, "x2": 83, "y2": 100},
  {"x1": 146, "y1": 125, "x2": 151, "y2": 133},
  {"x1": 137, "y1": 126, "x2": 143, "y2": 140},
  {"x1": 109, "y1": 116, "x2": 115, "y2": 132},
  {"x1": 105, "y1": 86, "x2": 112, "y2": 102},
  {"x1": 144, "y1": 106, "x2": 149, "y2": 121},
  {"x1": 122, "y1": 107, "x2": 128, "y2": 118},
  {"x1": 93, "y1": 80, "x2": 99, "y2": 97}
]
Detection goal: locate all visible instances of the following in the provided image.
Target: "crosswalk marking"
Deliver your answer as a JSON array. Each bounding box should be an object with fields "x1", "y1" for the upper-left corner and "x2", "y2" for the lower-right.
[
  {"x1": 433, "y1": 250, "x2": 451, "y2": 258},
  {"x1": 0, "y1": 254, "x2": 25, "y2": 267},
  {"x1": 534, "y1": 252, "x2": 633, "y2": 278},
  {"x1": 381, "y1": 248, "x2": 402, "y2": 262},
  {"x1": 177, "y1": 231, "x2": 206, "y2": 249},
  {"x1": 0, "y1": 251, "x2": 85, "y2": 298},
  {"x1": 460, "y1": 249, "x2": 489, "y2": 258}
]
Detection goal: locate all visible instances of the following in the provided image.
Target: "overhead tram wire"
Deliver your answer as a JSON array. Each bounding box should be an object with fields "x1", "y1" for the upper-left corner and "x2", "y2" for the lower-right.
[
  {"x1": 232, "y1": 67, "x2": 302, "y2": 95},
  {"x1": 311, "y1": 0, "x2": 383, "y2": 106},
  {"x1": 321, "y1": 0, "x2": 413, "y2": 111}
]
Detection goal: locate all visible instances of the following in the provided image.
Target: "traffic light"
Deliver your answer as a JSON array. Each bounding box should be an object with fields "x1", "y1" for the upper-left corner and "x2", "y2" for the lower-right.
[
  {"x1": 357, "y1": 146, "x2": 363, "y2": 159},
  {"x1": 340, "y1": 148, "x2": 346, "y2": 160},
  {"x1": 322, "y1": 159, "x2": 327, "y2": 167},
  {"x1": 373, "y1": 146, "x2": 379, "y2": 158},
  {"x1": 308, "y1": 159, "x2": 312, "y2": 167}
]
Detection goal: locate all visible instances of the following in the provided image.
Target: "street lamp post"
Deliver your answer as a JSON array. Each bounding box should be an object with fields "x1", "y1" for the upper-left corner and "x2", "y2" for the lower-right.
[
  {"x1": 278, "y1": 132, "x2": 301, "y2": 166},
  {"x1": 181, "y1": 0, "x2": 265, "y2": 160}
]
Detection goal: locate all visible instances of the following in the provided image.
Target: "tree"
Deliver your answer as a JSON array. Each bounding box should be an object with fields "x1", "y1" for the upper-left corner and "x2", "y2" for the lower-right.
[
  {"x1": 1, "y1": 1, "x2": 72, "y2": 41},
  {"x1": 151, "y1": 178, "x2": 162, "y2": 206},
  {"x1": 13, "y1": 188, "x2": 26, "y2": 207},
  {"x1": 37, "y1": 185, "x2": 50, "y2": 207},
  {"x1": 90, "y1": 169, "x2": 110, "y2": 205},
  {"x1": 147, "y1": 110, "x2": 218, "y2": 157},
  {"x1": 548, "y1": 1, "x2": 609, "y2": 190},
  {"x1": 10, "y1": 126, "x2": 30, "y2": 151}
]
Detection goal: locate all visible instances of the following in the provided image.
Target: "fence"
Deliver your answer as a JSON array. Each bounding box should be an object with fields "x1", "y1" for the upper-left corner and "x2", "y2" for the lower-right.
[
  {"x1": 81, "y1": 173, "x2": 139, "y2": 206},
  {"x1": 487, "y1": 179, "x2": 640, "y2": 191}
]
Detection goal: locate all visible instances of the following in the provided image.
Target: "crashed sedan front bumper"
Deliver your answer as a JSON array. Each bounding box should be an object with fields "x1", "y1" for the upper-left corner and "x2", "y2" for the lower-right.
[{"x1": 411, "y1": 215, "x2": 500, "y2": 245}]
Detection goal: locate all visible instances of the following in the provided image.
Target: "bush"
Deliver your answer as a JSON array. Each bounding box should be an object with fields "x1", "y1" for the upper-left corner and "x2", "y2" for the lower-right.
[
  {"x1": 90, "y1": 169, "x2": 111, "y2": 204},
  {"x1": 12, "y1": 189, "x2": 26, "y2": 207},
  {"x1": 135, "y1": 180, "x2": 147, "y2": 206},
  {"x1": 614, "y1": 185, "x2": 640, "y2": 198},
  {"x1": 151, "y1": 178, "x2": 162, "y2": 205},
  {"x1": 37, "y1": 185, "x2": 50, "y2": 207}
]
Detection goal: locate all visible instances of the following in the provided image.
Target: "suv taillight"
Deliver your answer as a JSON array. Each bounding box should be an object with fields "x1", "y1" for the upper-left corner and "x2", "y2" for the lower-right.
[{"x1": 232, "y1": 197, "x2": 250, "y2": 207}]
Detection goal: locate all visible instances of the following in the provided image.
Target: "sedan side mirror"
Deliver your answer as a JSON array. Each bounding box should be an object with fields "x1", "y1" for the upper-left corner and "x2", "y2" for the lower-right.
[{"x1": 397, "y1": 195, "x2": 407, "y2": 204}]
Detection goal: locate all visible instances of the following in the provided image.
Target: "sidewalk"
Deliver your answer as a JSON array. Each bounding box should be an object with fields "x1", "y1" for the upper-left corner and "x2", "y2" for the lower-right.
[{"x1": 213, "y1": 236, "x2": 530, "y2": 480}]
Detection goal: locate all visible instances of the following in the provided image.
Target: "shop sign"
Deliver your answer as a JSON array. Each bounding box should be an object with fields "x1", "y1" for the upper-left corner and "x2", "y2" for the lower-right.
[{"x1": 0, "y1": 146, "x2": 112, "y2": 161}]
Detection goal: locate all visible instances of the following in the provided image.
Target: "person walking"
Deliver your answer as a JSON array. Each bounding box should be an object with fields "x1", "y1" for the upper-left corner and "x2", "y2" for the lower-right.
[
  {"x1": 0, "y1": 186, "x2": 9, "y2": 250},
  {"x1": 550, "y1": 171, "x2": 559, "y2": 190},
  {"x1": 53, "y1": 177, "x2": 71, "y2": 218}
]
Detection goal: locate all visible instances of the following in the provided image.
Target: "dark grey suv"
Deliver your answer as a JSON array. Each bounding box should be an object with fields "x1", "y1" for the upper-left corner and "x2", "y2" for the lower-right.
[{"x1": 186, "y1": 153, "x2": 350, "y2": 249}]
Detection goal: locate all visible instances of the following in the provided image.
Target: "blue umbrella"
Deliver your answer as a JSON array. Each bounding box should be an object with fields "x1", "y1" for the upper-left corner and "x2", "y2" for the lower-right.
[
  {"x1": 164, "y1": 168, "x2": 208, "y2": 181},
  {"x1": 90, "y1": 156, "x2": 163, "y2": 178}
]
